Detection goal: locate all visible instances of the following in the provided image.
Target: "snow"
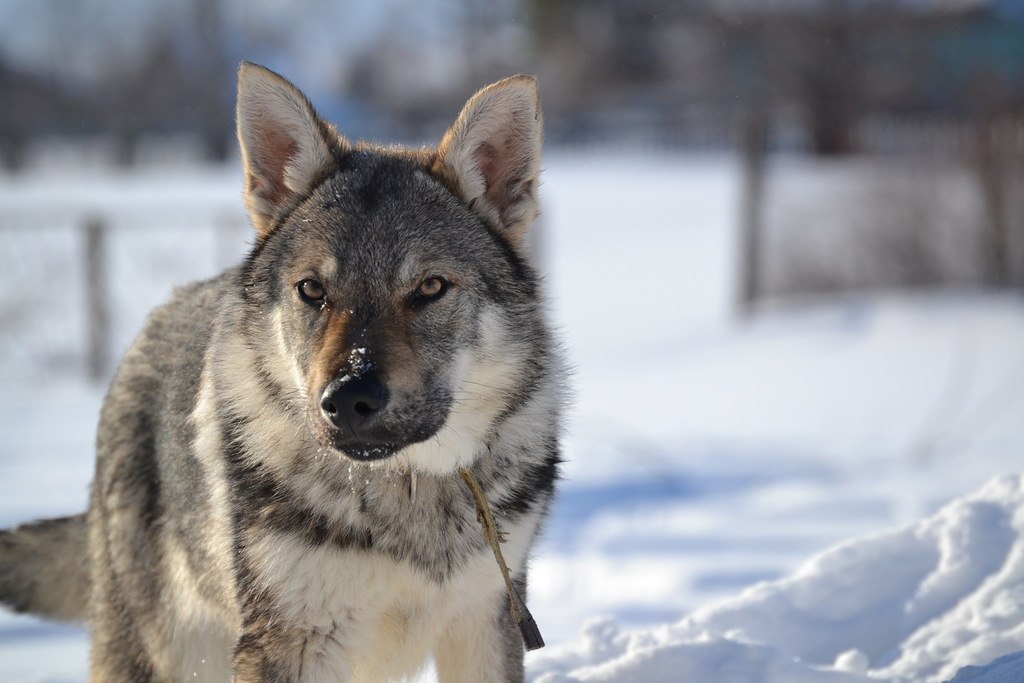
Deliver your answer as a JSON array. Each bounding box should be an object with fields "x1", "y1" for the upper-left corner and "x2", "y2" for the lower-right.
[
  {"x1": 529, "y1": 474, "x2": 1024, "y2": 682},
  {"x1": 949, "y1": 651, "x2": 1024, "y2": 682},
  {"x1": 1, "y1": 152, "x2": 1023, "y2": 681}
]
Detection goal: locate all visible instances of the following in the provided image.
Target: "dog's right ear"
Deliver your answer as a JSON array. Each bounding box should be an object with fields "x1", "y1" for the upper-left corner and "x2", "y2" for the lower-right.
[{"x1": 236, "y1": 62, "x2": 340, "y2": 237}]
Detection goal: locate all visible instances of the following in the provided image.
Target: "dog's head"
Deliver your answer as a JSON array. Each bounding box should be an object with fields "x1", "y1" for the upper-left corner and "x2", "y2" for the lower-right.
[{"x1": 235, "y1": 63, "x2": 547, "y2": 474}]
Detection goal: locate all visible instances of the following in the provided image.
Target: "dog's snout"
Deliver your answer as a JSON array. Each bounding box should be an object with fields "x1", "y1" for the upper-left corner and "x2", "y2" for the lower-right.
[{"x1": 320, "y1": 372, "x2": 389, "y2": 429}]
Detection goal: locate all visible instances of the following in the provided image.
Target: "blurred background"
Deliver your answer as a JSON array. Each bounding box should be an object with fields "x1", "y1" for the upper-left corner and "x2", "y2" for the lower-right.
[{"x1": 0, "y1": 0, "x2": 1023, "y2": 680}]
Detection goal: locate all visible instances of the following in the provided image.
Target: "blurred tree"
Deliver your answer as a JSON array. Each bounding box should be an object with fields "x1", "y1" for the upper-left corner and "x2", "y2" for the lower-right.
[
  {"x1": 701, "y1": 0, "x2": 929, "y2": 156},
  {"x1": 954, "y1": 8, "x2": 1024, "y2": 287},
  {"x1": 346, "y1": 0, "x2": 528, "y2": 141},
  {"x1": 191, "y1": 0, "x2": 232, "y2": 160},
  {"x1": 0, "y1": 58, "x2": 91, "y2": 170}
]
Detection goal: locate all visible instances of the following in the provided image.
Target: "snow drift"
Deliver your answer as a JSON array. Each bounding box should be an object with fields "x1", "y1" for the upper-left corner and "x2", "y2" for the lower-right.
[{"x1": 529, "y1": 473, "x2": 1024, "y2": 683}]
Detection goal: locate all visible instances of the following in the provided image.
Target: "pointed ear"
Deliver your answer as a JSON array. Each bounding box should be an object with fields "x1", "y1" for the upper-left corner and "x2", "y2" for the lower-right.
[
  {"x1": 236, "y1": 62, "x2": 340, "y2": 236},
  {"x1": 434, "y1": 75, "x2": 543, "y2": 247}
]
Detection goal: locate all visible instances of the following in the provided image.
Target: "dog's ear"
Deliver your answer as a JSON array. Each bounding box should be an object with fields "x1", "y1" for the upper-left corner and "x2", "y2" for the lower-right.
[
  {"x1": 434, "y1": 75, "x2": 543, "y2": 248},
  {"x1": 236, "y1": 62, "x2": 340, "y2": 236}
]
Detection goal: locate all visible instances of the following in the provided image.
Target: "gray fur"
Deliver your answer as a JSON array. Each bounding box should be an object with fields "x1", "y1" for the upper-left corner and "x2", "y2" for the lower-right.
[
  {"x1": 0, "y1": 515, "x2": 88, "y2": 621},
  {"x1": 0, "y1": 64, "x2": 562, "y2": 682}
]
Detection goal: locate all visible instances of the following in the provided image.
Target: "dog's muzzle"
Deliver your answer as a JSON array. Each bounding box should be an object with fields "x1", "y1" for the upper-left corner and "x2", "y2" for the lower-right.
[{"x1": 318, "y1": 371, "x2": 403, "y2": 461}]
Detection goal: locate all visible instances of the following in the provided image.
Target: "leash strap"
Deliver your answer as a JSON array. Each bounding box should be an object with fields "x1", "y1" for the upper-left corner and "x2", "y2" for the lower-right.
[{"x1": 457, "y1": 467, "x2": 545, "y2": 651}]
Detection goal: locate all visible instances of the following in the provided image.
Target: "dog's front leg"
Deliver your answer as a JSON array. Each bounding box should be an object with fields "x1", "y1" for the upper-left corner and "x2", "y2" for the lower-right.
[
  {"x1": 232, "y1": 617, "x2": 354, "y2": 683},
  {"x1": 232, "y1": 621, "x2": 309, "y2": 683},
  {"x1": 434, "y1": 585, "x2": 527, "y2": 683}
]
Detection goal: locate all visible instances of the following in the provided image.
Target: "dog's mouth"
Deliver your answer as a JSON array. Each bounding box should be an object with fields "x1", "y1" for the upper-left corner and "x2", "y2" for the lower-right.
[
  {"x1": 317, "y1": 422, "x2": 443, "y2": 463},
  {"x1": 334, "y1": 441, "x2": 402, "y2": 462}
]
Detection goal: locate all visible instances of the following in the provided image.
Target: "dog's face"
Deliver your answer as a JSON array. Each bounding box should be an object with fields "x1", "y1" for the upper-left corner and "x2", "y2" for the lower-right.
[
  {"x1": 256, "y1": 156, "x2": 524, "y2": 462},
  {"x1": 235, "y1": 64, "x2": 543, "y2": 471}
]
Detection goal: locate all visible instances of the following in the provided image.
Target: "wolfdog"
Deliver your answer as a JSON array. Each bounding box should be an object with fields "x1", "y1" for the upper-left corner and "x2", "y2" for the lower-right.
[{"x1": 0, "y1": 63, "x2": 564, "y2": 682}]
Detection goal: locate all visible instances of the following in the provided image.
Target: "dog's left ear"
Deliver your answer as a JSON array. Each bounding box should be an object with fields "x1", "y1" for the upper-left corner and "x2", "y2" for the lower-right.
[
  {"x1": 236, "y1": 62, "x2": 340, "y2": 237},
  {"x1": 434, "y1": 75, "x2": 543, "y2": 248}
]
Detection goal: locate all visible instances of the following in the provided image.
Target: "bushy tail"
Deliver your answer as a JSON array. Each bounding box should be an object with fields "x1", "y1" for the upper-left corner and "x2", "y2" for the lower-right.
[{"x1": 0, "y1": 514, "x2": 89, "y2": 622}]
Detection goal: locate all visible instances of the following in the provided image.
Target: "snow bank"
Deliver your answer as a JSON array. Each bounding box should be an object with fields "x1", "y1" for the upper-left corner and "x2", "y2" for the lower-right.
[
  {"x1": 529, "y1": 473, "x2": 1024, "y2": 683},
  {"x1": 948, "y1": 651, "x2": 1024, "y2": 683}
]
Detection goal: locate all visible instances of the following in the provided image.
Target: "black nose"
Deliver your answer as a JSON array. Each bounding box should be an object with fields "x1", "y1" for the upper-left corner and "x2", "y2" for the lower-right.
[{"x1": 320, "y1": 372, "x2": 389, "y2": 430}]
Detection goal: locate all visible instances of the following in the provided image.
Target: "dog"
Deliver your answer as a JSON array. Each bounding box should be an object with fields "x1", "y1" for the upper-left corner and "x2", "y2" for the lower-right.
[{"x1": 0, "y1": 62, "x2": 564, "y2": 682}]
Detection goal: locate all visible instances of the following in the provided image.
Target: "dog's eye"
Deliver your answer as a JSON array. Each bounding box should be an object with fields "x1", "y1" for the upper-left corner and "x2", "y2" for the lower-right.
[
  {"x1": 297, "y1": 279, "x2": 326, "y2": 304},
  {"x1": 412, "y1": 276, "x2": 448, "y2": 305}
]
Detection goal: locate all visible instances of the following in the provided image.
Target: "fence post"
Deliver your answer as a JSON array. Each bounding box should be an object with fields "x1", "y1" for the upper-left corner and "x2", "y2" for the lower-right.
[
  {"x1": 737, "y1": 105, "x2": 768, "y2": 315},
  {"x1": 84, "y1": 217, "x2": 109, "y2": 381}
]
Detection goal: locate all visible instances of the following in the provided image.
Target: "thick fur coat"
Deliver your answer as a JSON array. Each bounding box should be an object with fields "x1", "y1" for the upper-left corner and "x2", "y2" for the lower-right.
[{"x1": 0, "y1": 63, "x2": 563, "y2": 682}]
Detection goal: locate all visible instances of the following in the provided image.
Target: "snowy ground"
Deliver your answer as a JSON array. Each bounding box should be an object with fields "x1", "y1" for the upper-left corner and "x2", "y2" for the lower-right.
[
  {"x1": 530, "y1": 473, "x2": 1024, "y2": 682},
  {"x1": 1, "y1": 153, "x2": 1022, "y2": 681}
]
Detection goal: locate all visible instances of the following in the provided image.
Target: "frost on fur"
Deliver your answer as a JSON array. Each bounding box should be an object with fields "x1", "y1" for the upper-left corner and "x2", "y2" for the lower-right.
[
  {"x1": 236, "y1": 62, "x2": 340, "y2": 236},
  {"x1": 435, "y1": 75, "x2": 543, "y2": 248}
]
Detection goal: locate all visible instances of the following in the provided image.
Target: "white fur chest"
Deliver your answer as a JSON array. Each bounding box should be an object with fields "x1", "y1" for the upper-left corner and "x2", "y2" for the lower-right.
[{"x1": 245, "y1": 507, "x2": 540, "y2": 682}]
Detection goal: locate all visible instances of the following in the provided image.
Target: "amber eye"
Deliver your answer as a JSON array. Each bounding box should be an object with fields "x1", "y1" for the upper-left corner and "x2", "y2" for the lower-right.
[
  {"x1": 297, "y1": 279, "x2": 326, "y2": 304},
  {"x1": 412, "y1": 276, "x2": 449, "y2": 305}
]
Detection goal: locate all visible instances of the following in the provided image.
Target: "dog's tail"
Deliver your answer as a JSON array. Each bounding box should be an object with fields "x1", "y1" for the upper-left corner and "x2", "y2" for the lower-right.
[{"x1": 0, "y1": 514, "x2": 89, "y2": 621}]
